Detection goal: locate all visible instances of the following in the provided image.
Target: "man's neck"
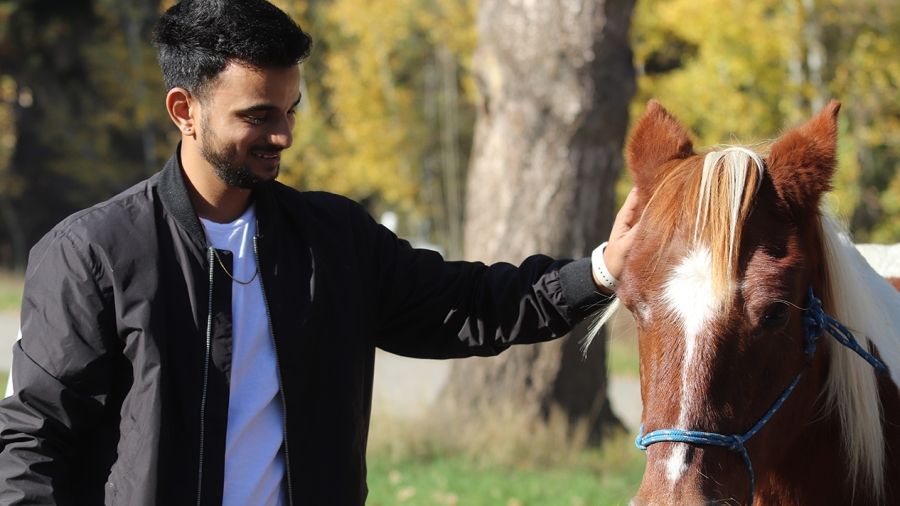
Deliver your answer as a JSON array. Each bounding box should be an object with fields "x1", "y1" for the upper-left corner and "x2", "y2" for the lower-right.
[{"x1": 179, "y1": 144, "x2": 252, "y2": 224}]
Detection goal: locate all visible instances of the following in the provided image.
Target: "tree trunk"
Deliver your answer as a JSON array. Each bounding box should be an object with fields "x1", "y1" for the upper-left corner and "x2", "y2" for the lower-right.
[{"x1": 439, "y1": 0, "x2": 636, "y2": 443}]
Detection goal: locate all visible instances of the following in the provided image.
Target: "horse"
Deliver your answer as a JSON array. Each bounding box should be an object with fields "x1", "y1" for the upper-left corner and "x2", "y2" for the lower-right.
[{"x1": 587, "y1": 101, "x2": 900, "y2": 505}]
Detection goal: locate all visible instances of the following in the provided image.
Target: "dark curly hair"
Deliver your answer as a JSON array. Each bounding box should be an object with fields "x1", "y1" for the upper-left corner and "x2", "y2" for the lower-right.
[{"x1": 153, "y1": 0, "x2": 312, "y2": 99}]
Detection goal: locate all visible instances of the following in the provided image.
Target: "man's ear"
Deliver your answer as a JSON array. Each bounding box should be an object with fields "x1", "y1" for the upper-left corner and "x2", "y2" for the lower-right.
[
  {"x1": 766, "y1": 100, "x2": 841, "y2": 212},
  {"x1": 627, "y1": 100, "x2": 695, "y2": 199},
  {"x1": 165, "y1": 88, "x2": 197, "y2": 137}
]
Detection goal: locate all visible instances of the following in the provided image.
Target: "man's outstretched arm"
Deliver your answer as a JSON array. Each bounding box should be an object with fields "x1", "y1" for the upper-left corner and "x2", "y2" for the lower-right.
[{"x1": 357, "y1": 188, "x2": 640, "y2": 358}]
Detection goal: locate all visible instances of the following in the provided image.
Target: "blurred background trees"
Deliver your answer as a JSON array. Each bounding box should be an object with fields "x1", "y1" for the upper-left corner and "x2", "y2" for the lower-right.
[
  {"x1": 0, "y1": 0, "x2": 897, "y2": 269},
  {"x1": 0, "y1": 0, "x2": 897, "y2": 459},
  {"x1": 270, "y1": 0, "x2": 477, "y2": 259},
  {"x1": 0, "y1": 0, "x2": 171, "y2": 268}
]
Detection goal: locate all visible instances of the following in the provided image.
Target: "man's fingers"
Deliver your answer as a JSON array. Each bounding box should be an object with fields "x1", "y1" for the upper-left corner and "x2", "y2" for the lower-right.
[
  {"x1": 602, "y1": 187, "x2": 642, "y2": 282},
  {"x1": 612, "y1": 187, "x2": 641, "y2": 235}
]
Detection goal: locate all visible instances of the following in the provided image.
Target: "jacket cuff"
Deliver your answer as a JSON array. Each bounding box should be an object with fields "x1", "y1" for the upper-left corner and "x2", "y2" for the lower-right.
[{"x1": 559, "y1": 258, "x2": 614, "y2": 322}]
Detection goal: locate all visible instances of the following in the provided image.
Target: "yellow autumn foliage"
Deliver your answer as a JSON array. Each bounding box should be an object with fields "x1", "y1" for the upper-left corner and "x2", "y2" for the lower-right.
[
  {"x1": 632, "y1": 0, "x2": 899, "y2": 240},
  {"x1": 270, "y1": 0, "x2": 477, "y2": 228}
]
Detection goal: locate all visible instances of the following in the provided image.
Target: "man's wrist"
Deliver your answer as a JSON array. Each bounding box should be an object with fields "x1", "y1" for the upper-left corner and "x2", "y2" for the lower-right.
[{"x1": 591, "y1": 241, "x2": 619, "y2": 294}]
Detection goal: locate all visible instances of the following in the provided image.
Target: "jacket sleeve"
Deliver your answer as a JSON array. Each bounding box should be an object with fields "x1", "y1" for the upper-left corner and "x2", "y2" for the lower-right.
[
  {"x1": 350, "y1": 201, "x2": 612, "y2": 359},
  {"x1": 0, "y1": 231, "x2": 118, "y2": 505}
]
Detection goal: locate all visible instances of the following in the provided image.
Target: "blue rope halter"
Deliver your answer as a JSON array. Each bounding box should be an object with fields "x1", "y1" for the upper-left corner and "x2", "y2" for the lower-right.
[{"x1": 635, "y1": 286, "x2": 888, "y2": 505}]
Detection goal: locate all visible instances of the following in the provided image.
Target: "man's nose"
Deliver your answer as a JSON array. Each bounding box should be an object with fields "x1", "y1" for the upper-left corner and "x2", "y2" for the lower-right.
[{"x1": 268, "y1": 116, "x2": 293, "y2": 149}]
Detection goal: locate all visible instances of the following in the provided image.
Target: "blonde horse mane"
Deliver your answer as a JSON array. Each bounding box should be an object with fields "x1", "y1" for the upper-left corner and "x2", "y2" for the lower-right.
[{"x1": 819, "y1": 214, "x2": 900, "y2": 502}]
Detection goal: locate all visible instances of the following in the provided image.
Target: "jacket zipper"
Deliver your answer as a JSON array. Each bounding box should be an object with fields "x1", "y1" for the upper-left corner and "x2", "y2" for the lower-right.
[
  {"x1": 196, "y1": 247, "x2": 215, "y2": 506},
  {"x1": 254, "y1": 236, "x2": 296, "y2": 506}
]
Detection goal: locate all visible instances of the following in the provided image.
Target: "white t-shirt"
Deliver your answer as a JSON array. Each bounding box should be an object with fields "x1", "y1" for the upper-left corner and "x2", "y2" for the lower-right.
[{"x1": 201, "y1": 205, "x2": 286, "y2": 506}]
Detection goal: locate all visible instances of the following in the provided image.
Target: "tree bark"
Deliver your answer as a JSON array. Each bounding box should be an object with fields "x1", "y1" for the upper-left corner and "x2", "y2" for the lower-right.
[{"x1": 439, "y1": 0, "x2": 635, "y2": 443}]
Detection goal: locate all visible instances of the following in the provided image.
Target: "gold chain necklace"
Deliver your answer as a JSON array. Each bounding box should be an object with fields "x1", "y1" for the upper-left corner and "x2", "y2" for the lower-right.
[{"x1": 212, "y1": 248, "x2": 259, "y2": 285}]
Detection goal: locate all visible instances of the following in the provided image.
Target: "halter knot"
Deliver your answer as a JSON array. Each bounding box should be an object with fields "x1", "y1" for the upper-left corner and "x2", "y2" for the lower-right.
[
  {"x1": 802, "y1": 288, "x2": 825, "y2": 357},
  {"x1": 803, "y1": 288, "x2": 887, "y2": 373},
  {"x1": 725, "y1": 435, "x2": 744, "y2": 452}
]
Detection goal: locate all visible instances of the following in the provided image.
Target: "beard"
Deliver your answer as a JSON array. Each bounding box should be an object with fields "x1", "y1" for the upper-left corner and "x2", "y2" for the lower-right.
[{"x1": 199, "y1": 125, "x2": 279, "y2": 190}]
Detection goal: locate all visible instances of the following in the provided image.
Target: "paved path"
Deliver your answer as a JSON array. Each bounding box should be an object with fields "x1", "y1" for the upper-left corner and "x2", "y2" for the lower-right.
[
  {"x1": 608, "y1": 375, "x2": 641, "y2": 432},
  {"x1": 372, "y1": 351, "x2": 450, "y2": 418},
  {"x1": 372, "y1": 350, "x2": 642, "y2": 431}
]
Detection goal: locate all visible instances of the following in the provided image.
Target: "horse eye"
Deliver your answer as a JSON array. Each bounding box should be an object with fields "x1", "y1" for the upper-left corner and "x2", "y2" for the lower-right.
[{"x1": 762, "y1": 303, "x2": 790, "y2": 329}]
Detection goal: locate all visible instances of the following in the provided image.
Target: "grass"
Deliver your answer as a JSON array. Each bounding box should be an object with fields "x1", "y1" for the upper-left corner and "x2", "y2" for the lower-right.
[
  {"x1": 0, "y1": 270, "x2": 23, "y2": 313},
  {"x1": 362, "y1": 310, "x2": 646, "y2": 505},
  {"x1": 0, "y1": 370, "x2": 6, "y2": 396},
  {"x1": 366, "y1": 379, "x2": 646, "y2": 506},
  {"x1": 366, "y1": 431, "x2": 645, "y2": 506}
]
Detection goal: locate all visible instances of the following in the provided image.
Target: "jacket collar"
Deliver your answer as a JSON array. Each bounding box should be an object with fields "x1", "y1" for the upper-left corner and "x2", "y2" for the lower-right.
[
  {"x1": 158, "y1": 146, "x2": 206, "y2": 247},
  {"x1": 157, "y1": 144, "x2": 282, "y2": 248}
]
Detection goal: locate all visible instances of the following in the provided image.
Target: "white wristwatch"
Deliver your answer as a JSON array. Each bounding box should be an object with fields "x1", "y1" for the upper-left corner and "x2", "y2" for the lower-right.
[{"x1": 591, "y1": 241, "x2": 619, "y2": 291}]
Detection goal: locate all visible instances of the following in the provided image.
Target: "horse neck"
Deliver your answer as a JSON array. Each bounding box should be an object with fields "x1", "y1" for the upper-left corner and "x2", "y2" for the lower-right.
[
  {"x1": 757, "y1": 208, "x2": 900, "y2": 505},
  {"x1": 759, "y1": 369, "x2": 900, "y2": 506},
  {"x1": 876, "y1": 372, "x2": 900, "y2": 504}
]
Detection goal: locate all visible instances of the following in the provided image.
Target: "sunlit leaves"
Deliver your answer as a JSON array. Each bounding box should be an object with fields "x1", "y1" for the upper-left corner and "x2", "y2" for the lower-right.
[{"x1": 275, "y1": 0, "x2": 477, "y2": 229}]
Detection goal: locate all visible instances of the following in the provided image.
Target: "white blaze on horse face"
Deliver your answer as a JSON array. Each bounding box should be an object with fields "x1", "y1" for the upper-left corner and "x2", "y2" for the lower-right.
[{"x1": 661, "y1": 247, "x2": 722, "y2": 485}]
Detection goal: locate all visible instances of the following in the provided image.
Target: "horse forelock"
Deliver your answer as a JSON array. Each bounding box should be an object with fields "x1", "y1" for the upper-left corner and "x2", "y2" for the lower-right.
[
  {"x1": 643, "y1": 146, "x2": 764, "y2": 310},
  {"x1": 595, "y1": 147, "x2": 766, "y2": 354}
]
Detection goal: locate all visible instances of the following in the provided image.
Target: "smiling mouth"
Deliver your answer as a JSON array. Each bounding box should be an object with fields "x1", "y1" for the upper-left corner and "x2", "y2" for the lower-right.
[{"x1": 253, "y1": 151, "x2": 280, "y2": 160}]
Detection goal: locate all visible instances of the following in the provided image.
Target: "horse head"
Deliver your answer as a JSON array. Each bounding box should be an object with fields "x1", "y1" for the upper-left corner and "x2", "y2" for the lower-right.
[{"x1": 603, "y1": 101, "x2": 900, "y2": 505}]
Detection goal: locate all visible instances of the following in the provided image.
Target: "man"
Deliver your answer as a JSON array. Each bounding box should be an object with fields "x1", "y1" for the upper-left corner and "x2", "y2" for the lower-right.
[{"x1": 0, "y1": 0, "x2": 638, "y2": 504}]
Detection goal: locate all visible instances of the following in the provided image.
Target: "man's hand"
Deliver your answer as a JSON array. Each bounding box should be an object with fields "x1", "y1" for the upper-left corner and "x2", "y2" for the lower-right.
[{"x1": 594, "y1": 188, "x2": 641, "y2": 292}]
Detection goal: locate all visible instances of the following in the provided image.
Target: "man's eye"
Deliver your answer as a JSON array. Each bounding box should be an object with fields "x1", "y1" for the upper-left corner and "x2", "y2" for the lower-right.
[{"x1": 245, "y1": 115, "x2": 266, "y2": 125}]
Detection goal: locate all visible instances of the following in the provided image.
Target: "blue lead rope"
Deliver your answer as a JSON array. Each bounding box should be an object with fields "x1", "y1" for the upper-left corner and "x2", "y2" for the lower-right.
[{"x1": 635, "y1": 286, "x2": 887, "y2": 505}]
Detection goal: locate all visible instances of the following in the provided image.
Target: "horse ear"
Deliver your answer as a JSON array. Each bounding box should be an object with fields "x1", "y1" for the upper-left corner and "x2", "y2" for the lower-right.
[
  {"x1": 767, "y1": 100, "x2": 841, "y2": 210},
  {"x1": 627, "y1": 100, "x2": 694, "y2": 196}
]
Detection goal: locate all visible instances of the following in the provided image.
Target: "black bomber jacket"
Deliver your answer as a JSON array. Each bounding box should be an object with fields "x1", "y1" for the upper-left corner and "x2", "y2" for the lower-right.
[{"x1": 0, "y1": 149, "x2": 609, "y2": 505}]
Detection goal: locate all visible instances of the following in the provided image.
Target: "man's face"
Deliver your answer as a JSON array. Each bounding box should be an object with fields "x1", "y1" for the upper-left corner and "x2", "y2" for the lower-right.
[{"x1": 195, "y1": 62, "x2": 301, "y2": 189}]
